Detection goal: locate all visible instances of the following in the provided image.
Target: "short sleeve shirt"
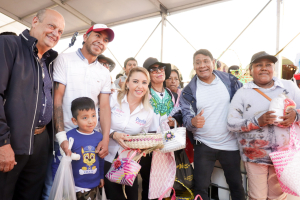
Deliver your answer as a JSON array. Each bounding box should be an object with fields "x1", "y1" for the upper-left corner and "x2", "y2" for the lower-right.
[{"x1": 53, "y1": 49, "x2": 111, "y2": 132}]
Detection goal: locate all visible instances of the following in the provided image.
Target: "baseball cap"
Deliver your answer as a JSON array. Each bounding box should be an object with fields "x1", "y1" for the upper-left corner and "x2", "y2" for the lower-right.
[
  {"x1": 86, "y1": 24, "x2": 114, "y2": 42},
  {"x1": 250, "y1": 51, "x2": 278, "y2": 64}
]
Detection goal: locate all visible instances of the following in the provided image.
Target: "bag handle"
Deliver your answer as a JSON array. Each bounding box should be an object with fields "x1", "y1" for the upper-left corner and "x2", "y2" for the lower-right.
[
  {"x1": 158, "y1": 187, "x2": 176, "y2": 200},
  {"x1": 289, "y1": 124, "x2": 300, "y2": 151},
  {"x1": 127, "y1": 150, "x2": 137, "y2": 162},
  {"x1": 115, "y1": 149, "x2": 135, "y2": 161},
  {"x1": 194, "y1": 194, "x2": 204, "y2": 200},
  {"x1": 253, "y1": 88, "x2": 272, "y2": 101},
  {"x1": 175, "y1": 179, "x2": 194, "y2": 199},
  {"x1": 159, "y1": 117, "x2": 177, "y2": 134}
]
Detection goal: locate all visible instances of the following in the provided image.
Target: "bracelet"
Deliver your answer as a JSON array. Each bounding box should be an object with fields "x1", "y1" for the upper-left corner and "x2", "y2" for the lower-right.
[{"x1": 110, "y1": 131, "x2": 116, "y2": 140}]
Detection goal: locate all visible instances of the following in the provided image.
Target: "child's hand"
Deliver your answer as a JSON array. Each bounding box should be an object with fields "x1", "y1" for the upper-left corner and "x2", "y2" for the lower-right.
[{"x1": 98, "y1": 179, "x2": 104, "y2": 188}]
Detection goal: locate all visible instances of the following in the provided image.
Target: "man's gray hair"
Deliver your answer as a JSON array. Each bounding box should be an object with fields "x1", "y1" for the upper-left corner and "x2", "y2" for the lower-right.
[
  {"x1": 36, "y1": 9, "x2": 47, "y2": 22},
  {"x1": 82, "y1": 32, "x2": 92, "y2": 45}
]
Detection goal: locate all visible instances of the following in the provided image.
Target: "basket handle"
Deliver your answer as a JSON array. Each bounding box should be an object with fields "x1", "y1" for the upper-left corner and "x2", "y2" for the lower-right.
[
  {"x1": 115, "y1": 149, "x2": 132, "y2": 161},
  {"x1": 289, "y1": 123, "x2": 300, "y2": 151},
  {"x1": 158, "y1": 187, "x2": 176, "y2": 200},
  {"x1": 127, "y1": 150, "x2": 138, "y2": 162},
  {"x1": 194, "y1": 194, "x2": 204, "y2": 200},
  {"x1": 159, "y1": 117, "x2": 177, "y2": 134},
  {"x1": 175, "y1": 179, "x2": 194, "y2": 199}
]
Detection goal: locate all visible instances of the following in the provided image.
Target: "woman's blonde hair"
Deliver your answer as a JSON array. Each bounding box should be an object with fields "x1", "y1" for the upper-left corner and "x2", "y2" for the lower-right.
[{"x1": 117, "y1": 67, "x2": 152, "y2": 110}]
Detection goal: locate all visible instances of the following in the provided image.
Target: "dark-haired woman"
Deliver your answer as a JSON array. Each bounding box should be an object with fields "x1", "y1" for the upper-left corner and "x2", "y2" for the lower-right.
[{"x1": 140, "y1": 57, "x2": 181, "y2": 200}]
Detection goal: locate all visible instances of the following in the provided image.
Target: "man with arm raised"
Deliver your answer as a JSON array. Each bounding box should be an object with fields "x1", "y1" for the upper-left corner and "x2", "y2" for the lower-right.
[{"x1": 53, "y1": 24, "x2": 114, "y2": 161}]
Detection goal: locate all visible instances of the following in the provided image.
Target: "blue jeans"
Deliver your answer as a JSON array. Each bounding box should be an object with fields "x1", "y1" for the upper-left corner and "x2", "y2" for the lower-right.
[
  {"x1": 193, "y1": 141, "x2": 245, "y2": 200},
  {"x1": 51, "y1": 142, "x2": 60, "y2": 181},
  {"x1": 41, "y1": 141, "x2": 60, "y2": 200}
]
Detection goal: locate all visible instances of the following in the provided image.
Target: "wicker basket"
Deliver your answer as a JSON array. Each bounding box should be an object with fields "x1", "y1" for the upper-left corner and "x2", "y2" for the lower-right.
[{"x1": 124, "y1": 133, "x2": 164, "y2": 149}]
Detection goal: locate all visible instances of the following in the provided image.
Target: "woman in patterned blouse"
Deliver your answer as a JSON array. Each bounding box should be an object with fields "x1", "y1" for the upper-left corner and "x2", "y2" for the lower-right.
[{"x1": 139, "y1": 57, "x2": 181, "y2": 200}]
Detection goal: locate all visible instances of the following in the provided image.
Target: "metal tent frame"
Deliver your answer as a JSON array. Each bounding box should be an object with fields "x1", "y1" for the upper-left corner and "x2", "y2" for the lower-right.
[{"x1": 0, "y1": 0, "x2": 286, "y2": 74}]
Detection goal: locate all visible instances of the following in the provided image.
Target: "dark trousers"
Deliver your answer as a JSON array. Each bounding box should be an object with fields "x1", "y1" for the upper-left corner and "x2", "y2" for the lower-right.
[
  {"x1": 194, "y1": 142, "x2": 245, "y2": 200},
  {"x1": 139, "y1": 153, "x2": 153, "y2": 200},
  {"x1": 104, "y1": 160, "x2": 138, "y2": 200},
  {"x1": 0, "y1": 129, "x2": 50, "y2": 200}
]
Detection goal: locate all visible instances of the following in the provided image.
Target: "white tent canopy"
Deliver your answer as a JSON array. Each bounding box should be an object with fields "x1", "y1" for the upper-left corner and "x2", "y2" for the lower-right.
[
  {"x1": 0, "y1": 0, "x2": 228, "y2": 38},
  {"x1": 0, "y1": 0, "x2": 293, "y2": 81}
]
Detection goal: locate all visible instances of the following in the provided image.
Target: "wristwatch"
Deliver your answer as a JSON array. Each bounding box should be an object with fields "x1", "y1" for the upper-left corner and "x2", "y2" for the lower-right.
[{"x1": 110, "y1": 131, "x2": 116, "y2": 139}]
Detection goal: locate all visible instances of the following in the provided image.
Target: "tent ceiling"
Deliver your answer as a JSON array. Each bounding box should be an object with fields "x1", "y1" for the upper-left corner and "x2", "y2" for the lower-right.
[{"x1": 0, "y1": 0, "x2": 228, "y2": 38}]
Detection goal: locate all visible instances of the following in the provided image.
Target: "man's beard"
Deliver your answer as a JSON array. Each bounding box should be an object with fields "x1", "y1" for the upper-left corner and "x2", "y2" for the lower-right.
[{"x1": 86, "y1": 42, "x2": 102, "y2": 57}]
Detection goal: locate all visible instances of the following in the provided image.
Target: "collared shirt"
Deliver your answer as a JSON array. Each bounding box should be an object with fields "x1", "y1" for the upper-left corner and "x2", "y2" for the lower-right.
[
  {"x1": 53, "y1": 48, "x2": 111, "y2": 132},
  {"x1": 104, "y1": 92, "x2": 154, "y2": 163},
  {"x1": 33, "y1": 49, "x2": 53, "y2": 127},
  {"x1": 243, "y1": 77, "x2": 284, "y2": 90}
]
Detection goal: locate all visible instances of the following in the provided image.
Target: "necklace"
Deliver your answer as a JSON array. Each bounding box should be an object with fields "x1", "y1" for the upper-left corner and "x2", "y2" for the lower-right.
[
  {"x1": 150, "y1": 88, "x2": 174, "y2": 116},
  {"x1": 151, "y1": 86, "x2": 164, "y2": 96}
]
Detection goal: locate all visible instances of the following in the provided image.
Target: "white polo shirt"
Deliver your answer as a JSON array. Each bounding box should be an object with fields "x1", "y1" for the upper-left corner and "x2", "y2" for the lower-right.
[
  {"x1": 53, "y1": 49, "x2": 111, "y2": 132},
  {"x1": 105, "y1": 92, "x2": 154, "y2": 163}
]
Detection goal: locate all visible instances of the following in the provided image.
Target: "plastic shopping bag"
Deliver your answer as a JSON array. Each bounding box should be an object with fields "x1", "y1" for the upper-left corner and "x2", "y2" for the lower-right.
[
  {"x1": 96, "y1": 187, "x2": 107, "y2": 200},
  {"x1": 269, "y1": 94, "x2": 296, "y2": 126},
  {"x1": 173, "y1": 149, "x2": 194, "y2": 190},
  {"x1": 49, "y1": 156, "x2": 76, "y2": 200}
]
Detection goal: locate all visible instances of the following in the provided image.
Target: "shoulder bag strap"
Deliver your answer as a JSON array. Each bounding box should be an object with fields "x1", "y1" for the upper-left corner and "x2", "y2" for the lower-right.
[{"x1": 253, "y1": 88, "x2": 272, "y2": 102}]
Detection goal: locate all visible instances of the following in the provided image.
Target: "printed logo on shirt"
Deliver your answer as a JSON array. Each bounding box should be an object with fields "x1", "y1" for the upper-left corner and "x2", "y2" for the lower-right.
[
  {"x1": 79, "y1": 145, "x2": 97, "y2": 175},
  {"x1": 111, "y1": 107, "x2": 124, "y2": 117},
  {"x1": 135, "y1": 117, "x2": 146, "y2": 126}
]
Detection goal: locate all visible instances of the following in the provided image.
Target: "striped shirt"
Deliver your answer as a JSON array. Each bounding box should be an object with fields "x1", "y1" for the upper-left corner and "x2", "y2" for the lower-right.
[
  {"x1": 53, "y1": 49, "x2": 111, "y2": 132},
  {"x1": 192, "y1": 74, "x2": 238, "y2": 150}
]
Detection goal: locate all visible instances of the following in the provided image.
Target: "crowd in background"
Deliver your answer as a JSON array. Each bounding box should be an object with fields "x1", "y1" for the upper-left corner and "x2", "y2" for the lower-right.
[{"x1": 1, "y1": 8, "x2": 300, "y2": 200}]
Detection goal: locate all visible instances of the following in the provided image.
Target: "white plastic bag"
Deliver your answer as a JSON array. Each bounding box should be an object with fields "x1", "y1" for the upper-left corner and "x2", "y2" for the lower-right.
[
  {"x1": 49, "y1": 155, "x2": 76, "y2": 200},
  {"x1": 96, "y1": 187, "x2": 107, "y2": 200},
  {"x1": 269, "y1": 94, "x2": 286, "y2": 122}
]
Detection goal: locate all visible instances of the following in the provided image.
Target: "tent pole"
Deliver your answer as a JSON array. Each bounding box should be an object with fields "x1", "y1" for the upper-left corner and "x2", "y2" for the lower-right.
[
  {"x1": 166, "y1": 19, "x2": 196, "y2": 51},
  {"x1": 107, "y1": 47, "x2": 123, "y2": 69},
  {"x1": 135, "y1": 20, "x2": 162, "y2": 58},
  {"x1": 161, "y1": 14, "x2": 166, "y2": 62},
  {"x1": 217, "y1": 0, "x2": 273, "y2": 61},
  {"x1": 275, "y1": 0, "x2": 283, "y2": 78}
]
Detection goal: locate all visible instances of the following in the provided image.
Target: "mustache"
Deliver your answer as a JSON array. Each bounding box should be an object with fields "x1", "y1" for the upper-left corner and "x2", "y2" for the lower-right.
[{"x1": 47, "y1": 34, "x2": 57, "y2": 41}]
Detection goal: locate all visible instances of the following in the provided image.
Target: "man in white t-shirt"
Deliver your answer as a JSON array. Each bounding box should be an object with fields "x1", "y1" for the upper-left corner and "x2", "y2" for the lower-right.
[{"x1": 53, "y1": 24, "x2": 114, "y2": 159}]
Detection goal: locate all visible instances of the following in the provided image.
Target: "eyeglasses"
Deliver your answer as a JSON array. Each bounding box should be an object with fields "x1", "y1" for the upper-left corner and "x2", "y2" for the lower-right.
[
  {"x1": 101, "y1": 63, "x2": 111, "y2": 69},
  {"x1": 168, "y1": 77, "x2": 179, "y2": 82},
  {"x1": 149, "y1": 66, "x2": 165, "y2": 73}
]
